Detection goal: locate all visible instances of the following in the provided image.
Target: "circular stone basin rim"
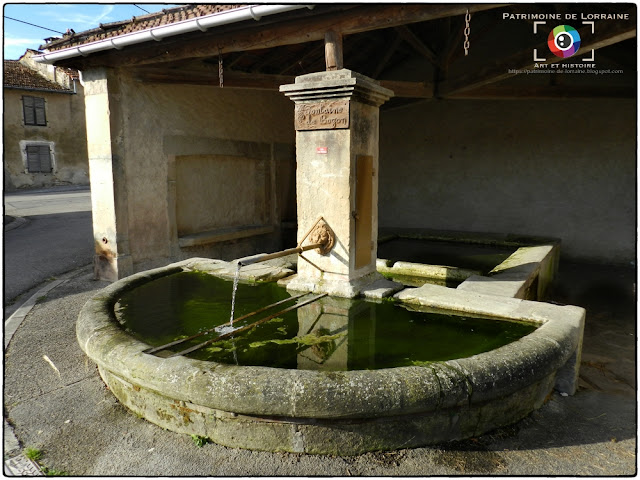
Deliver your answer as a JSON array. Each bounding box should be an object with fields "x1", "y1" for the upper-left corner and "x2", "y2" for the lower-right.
[{"x1": 77, "y1": 260, "x2": 584, "y2": 420}]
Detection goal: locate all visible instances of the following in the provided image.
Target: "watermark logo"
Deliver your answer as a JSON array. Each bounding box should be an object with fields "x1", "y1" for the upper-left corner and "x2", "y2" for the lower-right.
[
  {"x1": 547, "y1": 25, "x2": 581, "y2": 58},
  {"x1": 502, "y1": 11, "x2": 630, "y2": 75},
  {"x1": 532, "y1": 20, "x2": 594, "y2": 63}
]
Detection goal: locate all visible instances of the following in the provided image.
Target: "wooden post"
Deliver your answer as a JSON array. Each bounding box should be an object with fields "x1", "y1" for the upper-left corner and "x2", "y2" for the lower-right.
[{"x1": 324, "y1": 30, "x2": 344, "y2": 71}]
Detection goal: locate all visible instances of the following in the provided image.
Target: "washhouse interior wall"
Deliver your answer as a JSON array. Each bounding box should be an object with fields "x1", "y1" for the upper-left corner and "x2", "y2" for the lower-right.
[
  {"x1": 378, "y1": 98, "x2": 636, "y2": 265},
  {"x1": 111, "y1": 71, "x2": 296, "y2": 272},
  {"x1": 3, "y1": 87, "x2": 89, "y2": 190}
]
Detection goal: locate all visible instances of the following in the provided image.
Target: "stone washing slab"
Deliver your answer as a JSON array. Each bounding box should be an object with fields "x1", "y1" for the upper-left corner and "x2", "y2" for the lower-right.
[
  {"x1": 285, "y1": 271, "x2": 400, "y2": 299},
  {"x1": 457, "y1": 244, "x2": 559, "y2": 300},
  {"x1": 181, "y1": 257, "x2": 294, "y2": 283},
  {"x1": 376, "y1": 259, "x2": 480, "y2": 284},
  {"x1": 360, "y1": 277, "x2": 404, "y2": 299}
]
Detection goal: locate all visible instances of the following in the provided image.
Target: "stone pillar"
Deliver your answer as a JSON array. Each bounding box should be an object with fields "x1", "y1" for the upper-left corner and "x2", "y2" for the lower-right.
[
  {"x1": 83, "y1": 68, "x2": 132, "y2": 281},
  {"x1": 280, "y1": 69, "x2": 400, "y2": 298}
]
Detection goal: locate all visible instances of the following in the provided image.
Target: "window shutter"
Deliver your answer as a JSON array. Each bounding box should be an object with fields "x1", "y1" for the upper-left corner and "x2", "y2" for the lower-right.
[
  {"x1": 38, "y1": 145, "x2": 52, "y2": 172},
  {"x1": 34, "y1": 98, "x2": 46, "y2": 126},
  {"x1": 26, "y1": 145, "x2": 52, "y2": 173},
  {"x1": 23, "y1": 96, "x2": 35, "y2": 125},
  {"x1": 26, "y1": 145, "x2": 40, "y2": 172}
]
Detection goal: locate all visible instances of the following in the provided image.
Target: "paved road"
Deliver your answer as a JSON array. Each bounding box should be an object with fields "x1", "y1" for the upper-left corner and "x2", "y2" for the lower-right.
[{"x1": 3, "y1": 187, "x2": 93, "y2": 306}]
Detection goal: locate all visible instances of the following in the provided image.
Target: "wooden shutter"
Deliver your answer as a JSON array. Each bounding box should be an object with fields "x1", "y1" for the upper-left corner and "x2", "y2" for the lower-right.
[
  {"x1": 34, "y1": 97, "x2": 46, "y2": 126},
  {"x1": 23, "y1": 96, "x2": 35, "y2": 125},
  {"x1": 26, "y1": 145, "x2": 52, "y2": 173},
  {"x1": 38, "y1": 145, "x2": 52, "y2": 172},
  {"x1": 22, "y1": 96, "x2": 46, "y2": 126},
  {"x1": 26, "y1": 145, "x2": 40, "y2": 172}
]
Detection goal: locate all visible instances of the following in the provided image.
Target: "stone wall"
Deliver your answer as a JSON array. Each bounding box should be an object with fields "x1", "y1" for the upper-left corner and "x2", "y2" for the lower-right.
[
  {"x1": 379, "y1": 98, "x2": 636, "y2": 264},
  {"x1": 84, "y1": 65, "x2": 634, "y2": 278},
  {"x1": 3, "y1": 87, "x2": 88, "y2": 190},
  {"x1": 84, "y1": 68, "x2": 296, "y2": 277}
]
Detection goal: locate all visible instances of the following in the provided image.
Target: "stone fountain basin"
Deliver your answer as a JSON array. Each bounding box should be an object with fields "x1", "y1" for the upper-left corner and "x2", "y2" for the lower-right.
[{"x1": 77, "y1": 258, "x2": 584, "y2": 455}]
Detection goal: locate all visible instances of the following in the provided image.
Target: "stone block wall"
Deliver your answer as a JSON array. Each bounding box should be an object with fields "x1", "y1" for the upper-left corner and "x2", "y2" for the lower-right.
[
  {"x1": 379, "y1": 98, "x2": 636, "y2": 264},
  {"x1": 3, "y1": 87, "x2": 88, "y2": 190},
  {"x1": 83, "y1": 67, "x2": 296, "y2": 278}
]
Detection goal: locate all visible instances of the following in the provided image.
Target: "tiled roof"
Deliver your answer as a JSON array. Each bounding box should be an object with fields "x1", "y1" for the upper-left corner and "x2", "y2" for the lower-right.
[
  {"x1": 3, "y1": 60, "x2": 74, "y2": 93},
  {"x1": 41, "y1": 4, "x2": 244, "y2": 52}
]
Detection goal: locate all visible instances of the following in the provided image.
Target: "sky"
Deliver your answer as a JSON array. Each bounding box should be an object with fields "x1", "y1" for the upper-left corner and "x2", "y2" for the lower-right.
[{"x1": 3, "y1": 3, "x2": 181, "y2": 59}]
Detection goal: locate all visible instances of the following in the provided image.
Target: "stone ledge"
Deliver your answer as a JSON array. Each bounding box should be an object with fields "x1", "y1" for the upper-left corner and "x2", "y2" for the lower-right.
[
  {"x1": 180, "y1": 257, "x2": 293, "y2": 283},
  {"x1": 361, "y1": 278, "x2": 404, "y2": 299},
  {"x1": 457, "y1": 244, "x2": 560, "y2": 300},
  {"x1": 377, "y1": 259, "x2": 480, "y2": 284},
  {"x1": 178, "y1": 225, "x2": 274, "y2": 247}
]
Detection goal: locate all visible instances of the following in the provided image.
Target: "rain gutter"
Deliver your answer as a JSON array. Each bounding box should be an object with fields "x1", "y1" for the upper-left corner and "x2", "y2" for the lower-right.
[{"x1": 33, "y1": 4, "x2": 314, "y2": 64}]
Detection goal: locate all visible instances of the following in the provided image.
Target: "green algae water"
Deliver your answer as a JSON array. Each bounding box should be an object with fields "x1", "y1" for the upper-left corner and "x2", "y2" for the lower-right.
[{"x1": 115, "y1": 271, "x2": 536, "y2": 371}]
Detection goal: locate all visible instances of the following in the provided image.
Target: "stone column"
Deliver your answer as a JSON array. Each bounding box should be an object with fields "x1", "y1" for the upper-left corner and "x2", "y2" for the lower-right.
[
  {"x1": 83, "y1": 68, "x2": 132, "y2": 281},
  {"x1": 280, "y1": 69, "x2": 400, "y2": 298}
]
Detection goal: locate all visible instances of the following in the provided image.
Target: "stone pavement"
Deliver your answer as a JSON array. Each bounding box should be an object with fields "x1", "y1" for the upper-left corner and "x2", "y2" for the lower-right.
[{"x1": 3, "y1": 261, "x2": 636, "y2": 476}]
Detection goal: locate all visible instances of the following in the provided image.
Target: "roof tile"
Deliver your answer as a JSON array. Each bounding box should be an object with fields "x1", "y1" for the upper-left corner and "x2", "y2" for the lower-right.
[
  {"x1": 3, "y1": 60, "x2": 74, "y2": 92},
  {"x1": 42, "y1": 4, "x2": 244, "y2": 51}
]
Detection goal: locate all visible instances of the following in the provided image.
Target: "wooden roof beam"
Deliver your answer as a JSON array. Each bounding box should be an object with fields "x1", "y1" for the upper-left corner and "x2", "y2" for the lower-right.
[
  {"x1": 63, "y1": 4, "x2": 504, "y2": 69},
  {"x1": 324, "y1": 30, "x2": 343, "y2": 71},
  {"x1": 370, "y1": 32, "x2": 403, "y2": 79},
  {"x1": 395, "y1": 25, "x2": 442, "y2": 69},
  {"x1": 132, "y1": 66, "x2": 433, "y2": 98},
  {"x1": 278, "y1": 43, "x2": 324, "y2": 75},
  {"x1": 449, "y1": 85, "x2": 637, "y2": 99}
]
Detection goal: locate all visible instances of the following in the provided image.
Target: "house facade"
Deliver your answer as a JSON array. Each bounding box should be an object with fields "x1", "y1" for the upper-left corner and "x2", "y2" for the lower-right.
[
  {"x1": 32, "y1": 4, "x2": 636, "y2": 280},
  {"x1": 4, "y1": 50, "x2": 89, "y2": 191}
]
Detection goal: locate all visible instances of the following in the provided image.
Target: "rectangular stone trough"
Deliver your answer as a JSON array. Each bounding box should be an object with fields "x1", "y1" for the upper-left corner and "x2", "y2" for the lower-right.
[{"x1": 376, "y1": 229, "x2": 560, "y2": 301}]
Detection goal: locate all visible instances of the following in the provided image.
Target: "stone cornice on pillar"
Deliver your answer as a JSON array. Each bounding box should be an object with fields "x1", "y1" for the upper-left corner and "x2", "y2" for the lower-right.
[{"x1": 280, "y1": 69, "x2": 394, "y2": 106}]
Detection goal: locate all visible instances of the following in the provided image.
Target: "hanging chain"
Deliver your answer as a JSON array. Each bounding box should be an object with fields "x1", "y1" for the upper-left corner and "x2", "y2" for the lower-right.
[
  {"x1": 218, "y1": 48, "x2": 224, "y2": 88},
  {"x1": 463, "y1": 9, "x2": 471, "y2": 56}
]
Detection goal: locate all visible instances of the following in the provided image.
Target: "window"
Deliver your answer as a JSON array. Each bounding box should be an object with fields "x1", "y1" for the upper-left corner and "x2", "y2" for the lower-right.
[
  {"x1": 26, "y1": 144, "x2": 53, "y2": 173},
  {"x1": 22, "y1": 96, "x2": 46, "y2": 126}
]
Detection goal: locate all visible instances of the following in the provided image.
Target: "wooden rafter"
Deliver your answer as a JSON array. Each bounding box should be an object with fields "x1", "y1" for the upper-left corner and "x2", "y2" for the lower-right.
[
  {"x1": 278, "y1": 43, "x2": 324, "y2": 75},
  {"x1": 133, "y1": 67, "x2": 293, "y2": 89},
  {"x1": 395, "y1": 25, "x2": 442, "y2": 69},
  {"x1": 370, "y1": 32, "x2": 403, "y2": 79},
  {"x1": 132, "y1": 65, "x2": 434, "y2": 98},
  {"x1": 449, "y1": 85, "x2": 637, "y2": 99},
  {"x1": 249, "y1": 48, "x2": 288, "y2": 73},
  {"x1": 62, "y1": 4, "x2": 504, "y2": 70},
  {"x1": 226, "y1": 51, "x2": 251, "y2": 69}
]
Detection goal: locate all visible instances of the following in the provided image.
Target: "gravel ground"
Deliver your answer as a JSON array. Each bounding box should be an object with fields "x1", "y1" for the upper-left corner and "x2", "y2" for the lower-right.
[{"x1": 3, "y1": 262, "x2": 636, "y2": 476}]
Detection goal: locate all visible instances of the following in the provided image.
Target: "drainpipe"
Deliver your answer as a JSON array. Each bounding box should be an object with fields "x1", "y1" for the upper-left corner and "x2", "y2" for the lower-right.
[{"x1": 32, "y1": 4, "x2": 314, "y2": 65}]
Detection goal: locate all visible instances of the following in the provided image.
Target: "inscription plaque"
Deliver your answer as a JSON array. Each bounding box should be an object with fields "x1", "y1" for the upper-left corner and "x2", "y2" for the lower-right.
[{"x1": 295, "y1": 100, "x2": 350, "y2": 131}]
